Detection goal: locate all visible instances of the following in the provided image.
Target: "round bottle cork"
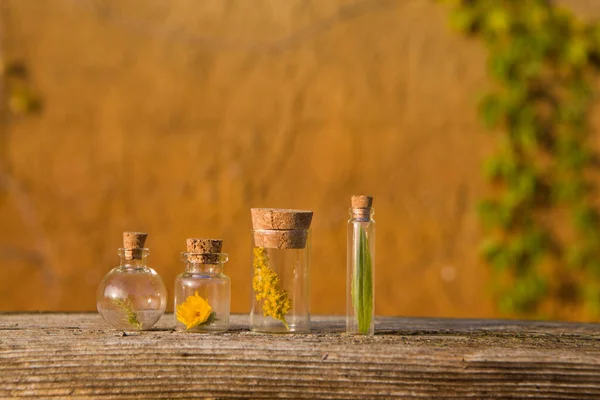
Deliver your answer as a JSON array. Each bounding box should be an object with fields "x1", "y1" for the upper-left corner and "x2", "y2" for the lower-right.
[
  {"x1": 251, "y1": 208, "x2": 313, "y2": 249},
  {"x1": 122, "y1": 232, "x2": 148, "y2": 260},
  {"x1": 185, "y1": 238, "x2": 223, "y2": 263},
  {"x1": 250, "y1": 208, "x2": 313, "y2": 230},
  {"x1": 351, "y1": 195, "x2": 373, "y2": 209}
]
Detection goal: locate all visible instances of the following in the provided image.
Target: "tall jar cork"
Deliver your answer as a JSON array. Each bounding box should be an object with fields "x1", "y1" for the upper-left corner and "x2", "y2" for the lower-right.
[
  {"x1": 250, "y1": 208, "x2": 313, "y2": 333},
  {"x1": 96, "y1": 232, "x2": 167, "y2": 331},
  {"x1": 174, "y1": 239, "x2": 231, "y2": 333}
]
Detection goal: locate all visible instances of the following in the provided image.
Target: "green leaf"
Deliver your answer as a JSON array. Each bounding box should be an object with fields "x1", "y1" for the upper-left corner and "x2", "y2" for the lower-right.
[
  {"x1": 449, "y1": 8, "x2": 477, "y2": 33},
  {"x1": 485, "y1": 8, "x2": 510, "y2": 35},
  {"x1": 480, "y1": 94, "x2": 504, "y2": 128},
  {"x1": 573, "y1": 205, "x2": 600, "y2": 233},
  {"x1": 566, "y1": 36, "x2": 589, "y2": 66},
  {"x1": 353, "y1": 226, "x2": 373, "y2": 334}
]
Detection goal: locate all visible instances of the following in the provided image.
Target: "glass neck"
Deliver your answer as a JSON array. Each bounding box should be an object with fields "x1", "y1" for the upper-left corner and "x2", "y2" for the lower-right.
[
  {"x1": 350, "y1": 207, "x2": 375, "y2": 221},
  {"x1": 185, "y1": 262, "x2": 223, "y2": 274},
  {"x1": 119, "y1": 256, "x2": 147, "y2": 269},
  {"x1": 181, "y1": 252, "x2": 228, "y2": 274},
  {"x1": 118, "y1": 248, "x2": 149, "y2": 269}
]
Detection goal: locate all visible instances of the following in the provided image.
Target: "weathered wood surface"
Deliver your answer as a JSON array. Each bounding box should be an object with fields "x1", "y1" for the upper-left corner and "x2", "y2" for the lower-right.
[{"x1": 1, "y1": 314, "x2": 599, "y2": 399}]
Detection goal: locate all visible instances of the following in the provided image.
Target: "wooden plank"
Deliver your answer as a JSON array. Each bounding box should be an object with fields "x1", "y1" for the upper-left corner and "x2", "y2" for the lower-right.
[{"x1": 0, "y1": 313, "x2": 599, "y2": 399}]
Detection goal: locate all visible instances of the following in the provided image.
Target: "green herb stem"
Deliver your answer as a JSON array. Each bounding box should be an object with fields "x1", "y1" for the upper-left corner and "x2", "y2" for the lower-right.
[
  {"x1": 112, "y1": 298, "x2": 142, "y2": 330},
  {"x1": 353, "y1": 225, "x2": 373, "y2": 334}
]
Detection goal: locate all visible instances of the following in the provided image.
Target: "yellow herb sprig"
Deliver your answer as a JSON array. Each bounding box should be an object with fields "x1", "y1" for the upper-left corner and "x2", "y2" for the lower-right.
[
  {"x1": 112, "y1": 297, "x2": 142, "y2": 330},
  {"x1": 253, "y1": 247, "x2": 292, "y2": 329}
]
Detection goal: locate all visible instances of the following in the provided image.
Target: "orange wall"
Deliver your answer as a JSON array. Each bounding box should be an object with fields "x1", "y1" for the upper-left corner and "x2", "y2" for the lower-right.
[{"x1": 0, "y1": 0, "x2": 596, "y2": 318}]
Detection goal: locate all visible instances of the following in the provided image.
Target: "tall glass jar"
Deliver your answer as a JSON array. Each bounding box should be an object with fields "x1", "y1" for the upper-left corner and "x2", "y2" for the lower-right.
[
  {"x1": 174, "y1": 239, "x2": 230, "y2": 333},
  {"x1": 250, "y1": 208, "x2": 313, "y2": 333},
  {"x1": 97, "y1": 232, "x2": 167, "y2": 331},
  {"x1": 347, "y1": 195, "x2": 375, "y2": 335}
]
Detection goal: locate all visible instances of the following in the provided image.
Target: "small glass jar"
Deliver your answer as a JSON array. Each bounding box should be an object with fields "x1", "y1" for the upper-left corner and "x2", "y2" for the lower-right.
[
  {"x1": 346, "y1": 195, "x2": 375, "y2": 335},
  {"x1": 174, "y1": 239, "x2": 230, "y2": 333},
  {"x1": 97, "y1": 232, "x2": 167, "y2": 331},
  {"x1": 250, "y1": 208, "x2": 313, "y2": 333}
]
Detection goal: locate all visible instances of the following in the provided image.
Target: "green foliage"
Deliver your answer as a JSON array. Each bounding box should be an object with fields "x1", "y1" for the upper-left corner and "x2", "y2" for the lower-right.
[{"x1": 442, "y1": 0, "x2": 600, "y2": 318}]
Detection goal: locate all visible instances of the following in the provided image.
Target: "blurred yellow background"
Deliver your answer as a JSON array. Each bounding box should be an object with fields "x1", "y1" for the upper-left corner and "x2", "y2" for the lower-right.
[{"x1": 0, "y1": 0, "x2": 597, "y2": 318}]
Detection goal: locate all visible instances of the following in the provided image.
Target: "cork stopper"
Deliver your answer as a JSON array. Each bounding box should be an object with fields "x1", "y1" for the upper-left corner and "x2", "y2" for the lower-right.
[
  {"x1": 186, "y1": 238, "x2": 222, "y2": 254},
  {"x1": 251, "y1": 208, "x2": 313, "y2": 230},
  {"x1": 351, "y1": 195, "x2": 373, "y2": 209},
  {"x1": 185, "y1": 238, "x2": 224, "y2": 263},
  {"x1": 122, "y1": 232, "x2": 148, "y2": 260},
  {"x1": 253, "y1": 230, "x2": 309, "y2": 249},
  {"x1": 251, "y1": 208, "x2": 313, "y2": 249}
]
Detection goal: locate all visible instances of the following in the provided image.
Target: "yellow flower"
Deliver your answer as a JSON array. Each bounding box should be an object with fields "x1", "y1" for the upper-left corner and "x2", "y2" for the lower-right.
[
  {"x1": 253, "y1": 247, "x2": 292, "y2": 329},
  {"x1": 176, "y1": 291, "x2": 214, "y2": 330}
]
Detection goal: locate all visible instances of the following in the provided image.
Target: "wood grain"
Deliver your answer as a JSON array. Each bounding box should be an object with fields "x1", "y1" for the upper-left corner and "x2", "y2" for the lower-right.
[{"x1": 1, "y1": 314, "x2": 599, "y2": 399}]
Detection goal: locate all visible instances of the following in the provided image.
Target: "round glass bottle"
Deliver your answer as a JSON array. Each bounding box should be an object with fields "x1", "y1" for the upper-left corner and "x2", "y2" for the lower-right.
[
  {"x1": 250, "y1": 208, "x2": 313, "y2": 333},
  {"x1": 97, "y1": 232, "x2": 167, "y2": 331},
  {"x1": 346, "y1": 195, "x2": 375, "y2": 335},
  {"x1": 174, "y1": 238, "x2": 230, "y2": 333}
]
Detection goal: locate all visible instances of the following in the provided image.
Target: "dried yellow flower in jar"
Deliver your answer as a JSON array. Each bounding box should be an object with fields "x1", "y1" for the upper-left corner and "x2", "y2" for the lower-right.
[{"x1": 252, "y1": 247, "x2": 292, "y2": 329}]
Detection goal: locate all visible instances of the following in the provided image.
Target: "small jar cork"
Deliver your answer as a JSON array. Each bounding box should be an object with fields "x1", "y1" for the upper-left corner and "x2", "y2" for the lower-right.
[
  {"x1": 185, "y1": 238, "x2": 223, "y2": 263},
  {"x1": 186, "y1": 238, "x2": 222, "y2": 254},
  {"x1": 122, "y1": 232, "x2": 148, "y2": 260},
  {"x1": 251, "y1": 208, "x2": 313, "y2": 249}
]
